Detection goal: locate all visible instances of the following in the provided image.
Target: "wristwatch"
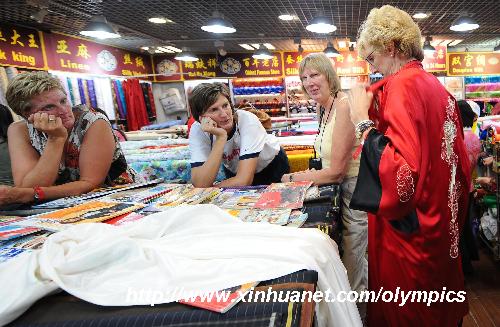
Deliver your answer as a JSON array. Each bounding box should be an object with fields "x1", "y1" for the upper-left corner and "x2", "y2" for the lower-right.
[
  {"x1": 33, "y1": 186, "x2": 45, "y2": 203},
  {"x1": 355, "y1": 120, "x2": 375, "y2": 140}
]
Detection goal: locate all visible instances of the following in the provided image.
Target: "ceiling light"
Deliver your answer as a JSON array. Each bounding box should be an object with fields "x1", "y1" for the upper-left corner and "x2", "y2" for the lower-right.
[
  {"x1": 252, "y1": 45, "x2": 274, "y2": 60},
  {"x1": 201, "y1": 11, "x2": 236, "y2": 34},
  {"x1": 141, "y1": 46, "x2": 149, "y2": 51},
  {"x1": 263, "y1": 43, "x2": 275, "y2": 50},
  {"x1": 337, "y1": 40, "x2": 347, "y2": 49},
  {"x1": 239, "y1": 44, "x2": 254, "y2": 50},
  {"x1": 279, "y1": 14, "x2": 295, "y2": 21},
  {"x1": 306, "y1": 14, "x2": 336, "y2": 34},
  {"x1": 447, "y1": 39, "x2": 463, "y2": 46},
  {"x1": 324, "y1": 42, "x2": 340, "y2": 57},
  {"x1": 423, "y1": 36, "x2": 436, "y2": 54},
  {"x1": 165, "y1": 45, "x2": 182, "y2": 52},
  {"x1": 413, "y1": 12, "x2": 428, "y2": 19},
  {"x1": 30, "y1": 8, "x2": 49, "y2": 23},
  {"x1": 450, "y1": 15, "x2": 479, "y2": 32},
  {"x1": 250, "y1": 43, "x2": 260, "y2": 49},
  {"x1": 148, "y1": 17, "x2": 172, "y2": 24},
  {"x1": 157, "y1": 47, "x2": 175, "y2": 53},
  {"x1": 80, "y1": 15, "x2": 120, "y2": 39},
  {"x1": 494, "y1": 44, "x2": 500, "y2": 53},
  {"x1": 174, "y1": 49, "x2": 198, "y2": 61}
]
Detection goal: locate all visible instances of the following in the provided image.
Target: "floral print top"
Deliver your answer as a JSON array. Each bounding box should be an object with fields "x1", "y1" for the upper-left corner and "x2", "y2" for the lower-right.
[{"x1": 27, "y1": 105, "x2": 140, "y2": 186}]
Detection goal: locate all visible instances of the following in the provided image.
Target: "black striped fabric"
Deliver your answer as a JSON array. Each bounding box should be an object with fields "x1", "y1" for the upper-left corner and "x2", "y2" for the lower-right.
[{"x1": 9, "y1": 270, "x2": 317, "y2": 327}]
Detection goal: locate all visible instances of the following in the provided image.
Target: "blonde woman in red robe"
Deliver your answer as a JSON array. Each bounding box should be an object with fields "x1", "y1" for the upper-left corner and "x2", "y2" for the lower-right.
[{"x1": 347, "y1": 5, "x2": 470, "y2": 327}]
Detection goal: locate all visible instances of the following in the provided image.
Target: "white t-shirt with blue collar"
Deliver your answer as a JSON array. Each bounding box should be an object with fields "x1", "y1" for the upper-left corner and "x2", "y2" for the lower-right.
[{"x1": 189, "y1": 110, "x2": 280, "y2": 174}]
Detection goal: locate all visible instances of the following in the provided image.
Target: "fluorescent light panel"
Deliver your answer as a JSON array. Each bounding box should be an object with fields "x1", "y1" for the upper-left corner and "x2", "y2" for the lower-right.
[
  {"x1": 239, "y1": 43, "x2": 254, "y2": 50},
  {"x1": 263, "y1": 43, "x2": 275, "y2": 50},
  {"x1": 165, "y1": 46, "x2": 182, "y2": 52}
]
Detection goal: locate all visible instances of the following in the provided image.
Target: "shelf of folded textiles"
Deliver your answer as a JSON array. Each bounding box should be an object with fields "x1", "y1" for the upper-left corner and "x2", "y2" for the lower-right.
[
  {"x1": 478, "y1": 230, "x2": 499, "y2": 259},
  {"x1": 234, "y1": 93, "x2": 285, "y2": 99},
  {"x1": 465, "y1": 97, "x2": 500, "y2": 102}
]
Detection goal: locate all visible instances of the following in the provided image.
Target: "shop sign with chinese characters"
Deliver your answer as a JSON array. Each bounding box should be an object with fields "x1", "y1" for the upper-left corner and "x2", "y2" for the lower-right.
[
  {"x1": 447, "y1": 52, "x2": 500, "y2": 76},
  {"x1": 43, "y1": 32, "x2": 153, "y2": 78},
  {"x1": 0, "y1": 24, "x2": 45, "y2": 69},
  {"x1": 152, "y1": 54, "x2": 182, "y2": 82},
  {"x1": 224, "y1": 53, "x2": 283, "y2": 78},
  {"x1": 422, "y1": 46, "x2": 447, "y2": 71},
  {"x1": 181, "y1": 54, "x2": 218, "y2": 80},
  {"x1": 169, "y1": 53, "x2": 283, "y2": 80},
  {"x1": 283, "y1": 51, "x2": 369, "y2": 76}
]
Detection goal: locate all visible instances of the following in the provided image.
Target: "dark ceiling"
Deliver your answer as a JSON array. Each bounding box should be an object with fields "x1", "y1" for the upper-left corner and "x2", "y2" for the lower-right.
[{"x1": 1, "y1": 0, "x2": 499, "y2": 55}]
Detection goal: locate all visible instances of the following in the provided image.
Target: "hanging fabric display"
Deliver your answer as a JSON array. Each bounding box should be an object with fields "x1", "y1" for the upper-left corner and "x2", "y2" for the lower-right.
[
  {"x1": 122, "y1": 79, "x2": 149, "y2": 131},
  {"x1": 86, "y1": 79, "x2": 98, "y2": 109}
]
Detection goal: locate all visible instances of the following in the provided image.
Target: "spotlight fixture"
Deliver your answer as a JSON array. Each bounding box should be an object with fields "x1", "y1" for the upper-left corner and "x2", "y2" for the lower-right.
[
  {"x1": 174, "y1": 48, "x2": 198, "y2": 61},
  {"x1": 201, "y1": 11, "x2": 236, "y2": 34},
  {"x1": 450, "y1": 14, "x2": 479, "y2": 32},
  {"x1": 252, "y1": 45, "x2": 274, "y2": 60},
  {"x1": 423, "y1": 36, "x2": 436, "y2": 54},
  {"x1": 413, "y1": 12, "x2": 428, "y2": 19},
  {"x1": 80, "y1": 15, "x2": 120, "y2": 39},
  {"x1": 30, "y1": 8, "x2": 48, "y2": 23},
  {"x1": 148, "y1": 17, "x2": 173, "y2": 24},
  {"x1": 324, "y1": 42, "x2": 340, "y2": 57},
  {"x1": 349, "y1": 43, "x2": 355, "y2": 52},
  {"x1": 279, "y1": 14, "x2": 296, "y2": 21},
  {"x1": 306, "y1": 13, "x2": 336, "y2": 34},
  {"x1": 494, "y1": 44, "x2": 500, "y2": 52}
]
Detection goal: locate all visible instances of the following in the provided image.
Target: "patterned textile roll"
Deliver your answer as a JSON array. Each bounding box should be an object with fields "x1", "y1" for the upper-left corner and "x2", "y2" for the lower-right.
[
  {"x1": 109, "y1": 79, "x2": 120, "y2": 119},
  {"x1": 113, "y1": 80, "x2": 125, "y2": 119},
  {"x1": 77, "y1": 79, "x2": 86, "y2": 105},
  {"x1": 116, "y1": 80, "x2": 128, "y2": 116},
  {"x1": 146, "y1": 84, "x2": 157, "y2": 117},
  {"x1": 4, "y1": 66, "x2": 18, "y2": 81},
  {"x1": 86, "y1": 79, "x2": 98, "y2": 109},
  {"x1": 71, "y1": 77, "x2": 81, "y2": 106},
  {"x1": 82, "y1": 79, "x2": 91, "y2": 106},
  {"x1": 66, "y1": 77, "x2": 75, "y2": 106},
  {"x1": 0, "y1": 67, "x2": 8, "y2": 94},
  {"x1": 97, "y1": 77, "x2": 115, "y2": 120},
  {"x1": 140, "y1": 82, "x2": 153, "y2": 118},
  {"x1": 94, "y1": 78, "x2": 105, "y2": 114}
]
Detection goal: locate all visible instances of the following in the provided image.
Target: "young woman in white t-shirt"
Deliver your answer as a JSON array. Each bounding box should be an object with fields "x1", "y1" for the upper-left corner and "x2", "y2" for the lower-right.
[{"x1": 188, "y1": 83, "x2": 289, "y2": 188}]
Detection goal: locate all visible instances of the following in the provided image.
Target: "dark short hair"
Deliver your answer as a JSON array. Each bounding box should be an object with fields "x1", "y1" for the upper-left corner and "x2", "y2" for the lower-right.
[
  {"x1": 458, "y1": 100, "x2": 475, "y2": 128},
  {"x1": 188, "y1": 83, "x2": 232, "y2": 122},
  {"x1": 0, "y1": 104, "x2": 14, "y2": 141}
]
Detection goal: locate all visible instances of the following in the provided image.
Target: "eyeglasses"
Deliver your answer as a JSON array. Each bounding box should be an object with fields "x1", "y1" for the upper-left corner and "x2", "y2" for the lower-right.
[{"x1": 364, "y1": 50, "x2": 375, "y2": 66}]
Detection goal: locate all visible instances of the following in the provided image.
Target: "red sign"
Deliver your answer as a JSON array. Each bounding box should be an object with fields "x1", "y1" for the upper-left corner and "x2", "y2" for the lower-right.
[
  {"x1": 422, "y1": 45, "x2": 447, "y2": 72},
  {"x1": 224, "y1": 53, "x2": 283, "y2": 78},
  {"x1": 176, "y1": 53, "x2": 283, "y2": 79},
  {"x1": 181, "y1": 53, "x2": 218, "y2": 80},
  {"x1": 447, "y1": 52, "x2": 500, "y2": 76},
  {"x1": 153, "y1": 54, "x2": 182, "y2": 82},
  {"x1": 0, "y1": 24, "x2": 45, "y2": 69},
  {"x1": 283, "y1": 51, "x2": 369, "y2": 76},
  {"x1": 44, "y1": 32, "x2": 153, "y2": 78}
]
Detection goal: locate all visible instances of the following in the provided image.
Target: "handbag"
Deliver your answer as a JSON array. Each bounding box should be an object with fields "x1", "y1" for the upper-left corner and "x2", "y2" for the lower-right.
[{"x1": 302, "y1": 184, "x2": 343, "y2": 252}]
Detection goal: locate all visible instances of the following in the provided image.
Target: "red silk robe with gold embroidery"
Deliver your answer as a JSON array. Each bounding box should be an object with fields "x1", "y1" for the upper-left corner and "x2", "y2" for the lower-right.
[{"x1": 350, "y1": 61, "x2": 470, "y2": 326}]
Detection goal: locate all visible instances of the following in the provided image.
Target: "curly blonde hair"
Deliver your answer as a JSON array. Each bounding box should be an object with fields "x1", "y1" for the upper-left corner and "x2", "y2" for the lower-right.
[
  {"x1": 298, "y1": 52, "x2": 341, "y2": 98},
  {"x1": 357, "y1": 5, "x2": 424, "y2": 61},
  {"x1": 6, "y1": 71, "x2": 66, "y2": 117}
]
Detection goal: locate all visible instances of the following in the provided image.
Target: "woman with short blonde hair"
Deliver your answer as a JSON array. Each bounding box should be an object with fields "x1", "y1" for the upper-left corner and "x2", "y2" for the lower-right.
[{"x1": 348, "y1": 5, "x2": 470, "y2": 326}]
